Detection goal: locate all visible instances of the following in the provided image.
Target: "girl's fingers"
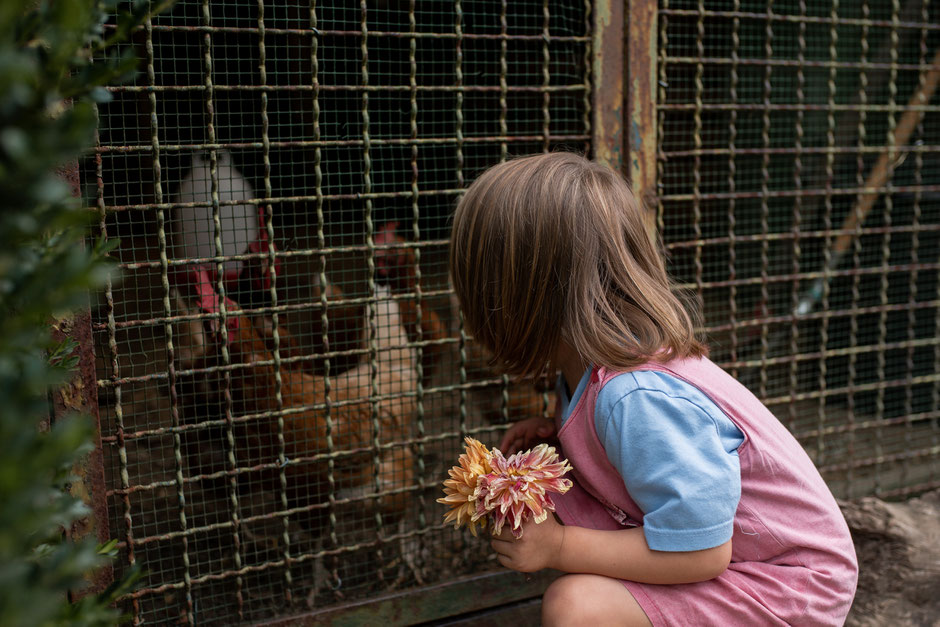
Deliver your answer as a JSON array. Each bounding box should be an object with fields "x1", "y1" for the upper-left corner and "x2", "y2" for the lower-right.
[
  {"x1": 501, "y1": 431, "x2": 523, "y2": 452},
  {"x1": 491, "y1": 539, "x2": 517, "y2": 566},
  {"x1": 490, "y1": 528, "x2": 515, "y2": 552},
  {"x1": 491, "y1": 527, "x2": 516, "y2": 542}
]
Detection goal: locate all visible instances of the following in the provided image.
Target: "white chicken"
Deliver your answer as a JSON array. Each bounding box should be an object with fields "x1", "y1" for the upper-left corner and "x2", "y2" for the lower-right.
[
  {"x1": 170, "y1": 151, "x2": 277, "y2": 306},
  {"x1": 171, "y1": 151, "x2": 258, "y2": 273}
]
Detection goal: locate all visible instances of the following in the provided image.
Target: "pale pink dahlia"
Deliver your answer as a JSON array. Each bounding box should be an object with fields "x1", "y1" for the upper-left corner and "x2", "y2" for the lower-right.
[
  {"x1": 437, "y1": 437, "x2": 493, "y2": 536},
  {"x1": 472, "y1": 443, "x2": 572, "y2": 539}
]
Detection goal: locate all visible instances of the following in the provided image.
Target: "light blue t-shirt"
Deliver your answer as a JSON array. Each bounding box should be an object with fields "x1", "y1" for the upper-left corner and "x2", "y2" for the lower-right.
[{"x1": 558, "y1": 367, "x2": 745, "y2": 552}]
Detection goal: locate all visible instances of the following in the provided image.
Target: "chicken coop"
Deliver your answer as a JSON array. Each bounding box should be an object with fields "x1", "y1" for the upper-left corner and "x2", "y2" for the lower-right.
[{"x1": 68, "y1": 0, "x2": 940, "y2": 624}]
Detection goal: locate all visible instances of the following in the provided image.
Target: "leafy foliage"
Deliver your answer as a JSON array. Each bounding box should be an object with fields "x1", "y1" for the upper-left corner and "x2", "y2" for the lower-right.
[{"x1": 0, "y1": 1, "x2": 165, "y2": 624}]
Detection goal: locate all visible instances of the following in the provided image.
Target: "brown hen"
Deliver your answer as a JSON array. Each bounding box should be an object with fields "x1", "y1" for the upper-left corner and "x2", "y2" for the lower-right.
[{"x1": 172, "y1": 266, "x2": 417, "y2": 527}]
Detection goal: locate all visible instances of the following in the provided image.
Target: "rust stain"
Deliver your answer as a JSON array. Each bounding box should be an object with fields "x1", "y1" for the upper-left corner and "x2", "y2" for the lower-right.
[
  {"x1": 592, "y1": 0, "x2": 624, "y2": 174},
  {"x1": 54, "y1": 162, "x2": 83, "y2": 199},
  {"x1": 50, "y1": 307, "x2": 115, "y2": 597},
  {"x1": 49, "y1": 160, "x2": 114, "y2": 597},
  {"x1": 626, "y1": 0, "x2": 658, "y2": 238},
  {"x1": 59, "y1": 380, "x2": 83, "y2": 413}
]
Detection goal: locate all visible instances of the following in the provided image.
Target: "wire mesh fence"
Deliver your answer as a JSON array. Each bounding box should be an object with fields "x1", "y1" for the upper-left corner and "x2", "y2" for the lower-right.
[
  {"x1": 85, "y1": 0, "x2": 589, "y2": 623},
  {"x1": 657, "y1": 0, "x2": 940, "y2": 500},
  {"x1": 80, "y1": 0, "x2": 940, "y2": 624}
]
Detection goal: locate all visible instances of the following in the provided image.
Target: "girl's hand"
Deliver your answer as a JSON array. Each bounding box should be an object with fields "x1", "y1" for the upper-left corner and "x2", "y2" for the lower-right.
[
  {"x1": 498, "y1": 416, "x2": 556, "y2": 455},
  {"x1": 490, "y1": 513, "x2": 565, "y2": 573}
]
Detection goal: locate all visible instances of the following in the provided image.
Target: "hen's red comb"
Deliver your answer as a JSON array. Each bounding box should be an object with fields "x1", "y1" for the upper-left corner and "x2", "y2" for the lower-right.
[
  {"x1": 173, "y1": 265, "x2": 241, "y2": 332},
  {"x1": 374, "y1": 221, "x2": 400, "y2": 246}
]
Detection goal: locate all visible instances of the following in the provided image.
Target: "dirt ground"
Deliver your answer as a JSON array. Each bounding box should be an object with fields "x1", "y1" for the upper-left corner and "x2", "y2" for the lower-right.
[{"x1": 841, "y1": 490, "x2": 940, "y2": 627}]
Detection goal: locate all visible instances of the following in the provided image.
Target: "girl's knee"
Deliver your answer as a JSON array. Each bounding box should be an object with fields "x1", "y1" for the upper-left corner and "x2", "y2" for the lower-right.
[
  {"x1": 541, "y1": 574, "x2": 651, "y2": 627},
  {"x1": 541, "y1": 575, "x2": 583, "y2": 623}
]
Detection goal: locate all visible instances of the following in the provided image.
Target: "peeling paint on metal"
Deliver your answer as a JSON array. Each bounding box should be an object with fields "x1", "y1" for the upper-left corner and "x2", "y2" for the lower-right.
[
  {"x1": 626, "y1": 0, "x2": 658, "y2": 237},
  {"x1": 592, "y1": 0, "x2": 625, "y2": 174},
  {"x1": 49, "y1": 160, "x2": 114, "y2": 597}
]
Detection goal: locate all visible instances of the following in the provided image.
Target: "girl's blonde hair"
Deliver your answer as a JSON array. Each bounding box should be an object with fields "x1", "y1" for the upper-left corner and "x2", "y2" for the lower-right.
[{"x1": 449, "y1": 152, "x2": 706, "y2": 377}]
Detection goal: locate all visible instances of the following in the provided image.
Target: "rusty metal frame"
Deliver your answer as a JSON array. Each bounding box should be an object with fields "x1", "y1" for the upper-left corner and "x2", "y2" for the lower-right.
[
  {"x1": 625, "y1": 1, "x2": 657, "y2": 215},
  {"x1": 50, "y1": 309, "x2": 113, "y2": 547},
  {"x1": 591, "y1": 0, "x2": 624, "y2": 175},
  {"x1": 593, "y1": 0, "x2": 658, "y2": 235},
  {"x1": 50, "y1": 163, "x2": 114, "y2": 597}
]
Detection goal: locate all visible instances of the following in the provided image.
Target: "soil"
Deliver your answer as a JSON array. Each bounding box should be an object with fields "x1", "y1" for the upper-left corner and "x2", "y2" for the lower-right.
[{"x1": 841, "y1": 490, "x2": 940, "y2": 627}]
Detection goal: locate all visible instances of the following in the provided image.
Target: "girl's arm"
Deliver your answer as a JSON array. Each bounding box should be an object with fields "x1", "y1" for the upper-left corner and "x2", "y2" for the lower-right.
[
  {"x1": 491, "y1": 513, "x2": 732, "y2": 584},
  {"x1": 554, "y1": 522, "x2": 732, "y2": 584}
]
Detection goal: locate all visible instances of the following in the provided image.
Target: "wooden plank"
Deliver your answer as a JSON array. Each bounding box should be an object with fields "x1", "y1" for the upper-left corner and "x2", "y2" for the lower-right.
[{"x1": 259, "y1": 569, "x2": 561, "y2": 626}]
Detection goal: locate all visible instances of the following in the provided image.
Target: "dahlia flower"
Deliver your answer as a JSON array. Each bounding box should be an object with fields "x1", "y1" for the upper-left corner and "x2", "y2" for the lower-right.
[
  {"x1": 438, "y1": 438, "x2": 572, "y2": 539},
  {"x1": 437, "y1": 437, "x2": 493, "y2": 536}
]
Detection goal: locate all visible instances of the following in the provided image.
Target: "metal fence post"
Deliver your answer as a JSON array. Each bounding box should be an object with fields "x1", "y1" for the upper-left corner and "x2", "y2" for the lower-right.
[
  {"x1": 592, "y1": 0, "x2": 624, "y2": 174},
  {"x1": 50, "y1": 161, "x2": 113, "y2": 596},
  {"x1": 594, "y1": 0, "x2": 658, "y2": 239},
  {"x1": 626, "y1": 0, "x2": 658, "y2": 221}
]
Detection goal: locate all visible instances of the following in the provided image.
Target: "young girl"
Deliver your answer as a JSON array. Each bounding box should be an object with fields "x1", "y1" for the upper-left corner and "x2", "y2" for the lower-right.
[{"x1": 449, "y1": 152, "x2": 858, "y2": 626}]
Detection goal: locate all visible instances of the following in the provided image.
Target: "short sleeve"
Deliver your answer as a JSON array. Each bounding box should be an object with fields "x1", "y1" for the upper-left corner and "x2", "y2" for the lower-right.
[{"x1": 595, "y1": 371, "x2": 745, "y2": 552}]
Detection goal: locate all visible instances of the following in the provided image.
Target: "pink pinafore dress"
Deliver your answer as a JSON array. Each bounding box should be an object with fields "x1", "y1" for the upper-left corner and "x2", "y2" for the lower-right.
[{"x1": 551, "y1": 356, "x2": 858, "y2": 626}]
